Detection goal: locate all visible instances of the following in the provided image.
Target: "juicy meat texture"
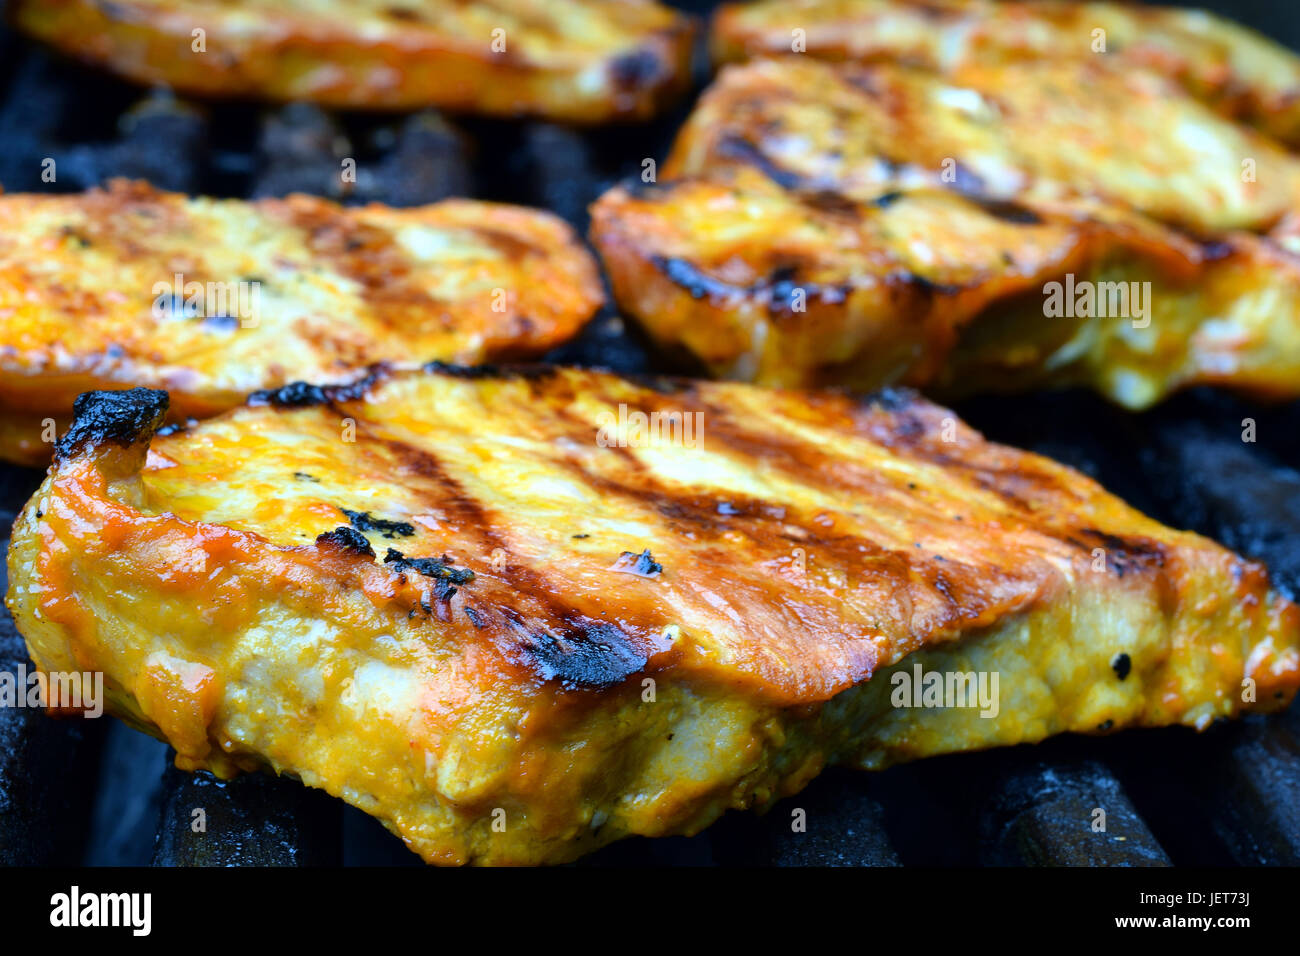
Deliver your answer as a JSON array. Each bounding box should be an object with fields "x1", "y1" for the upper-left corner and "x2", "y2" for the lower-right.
[
  {"x1": 7, "y1": 366, "x2": 1297, "y2": 864},
  {"x1": 0, "y1": 180, "x2": 602, "y2": 464},
  {"x1": 590, "y1": 170, "x2": 1300, "y2": 407},
  {"x1": 597, "y1": 55, "x2": 1300, "y2": 406},
  {"x1": 11, "y1": 0, "x2": 696, "y2": 122},
  {"x1": 666, "y1": 57, "x2": 1300, "y2": 235},
  {"x1": 711, "y1": 0, "x2": 1300, "y2": 149}
]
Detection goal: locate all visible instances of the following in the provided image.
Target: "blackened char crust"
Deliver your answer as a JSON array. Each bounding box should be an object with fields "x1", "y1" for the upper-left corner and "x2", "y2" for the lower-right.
[
  {"x1": 54, "y1": 387, "x2": 169, "y2": 461},
  {"x1": 247, "y1": 381, "x2": 331, "y2": 408},
  {"x1": 649, "y1": 255, "x2": 855, "y2": 315},
  {"x1": 315, "y1": 526, "x2": 377, "y2": 558},
  {"x1": 511, "y1": 615, "x2": 650, "y2": 689},
  {"x1": 342, "y1": 508, "x2": 415, "y2": 539},
  {"x1": 247, "y1": 368, "x2": 389, "y2": 409},
  {"x1": 422, "y1": 360, "x2": 559, "y2": 383},
  {"x1": 715, "y1": 134, "x2": 814, "y2": 191}
]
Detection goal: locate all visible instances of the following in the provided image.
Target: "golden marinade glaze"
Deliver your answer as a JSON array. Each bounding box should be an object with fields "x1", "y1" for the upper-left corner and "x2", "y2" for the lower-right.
[{"x1": 8, "y1": 365, "x2": 1297, "y2": 863}]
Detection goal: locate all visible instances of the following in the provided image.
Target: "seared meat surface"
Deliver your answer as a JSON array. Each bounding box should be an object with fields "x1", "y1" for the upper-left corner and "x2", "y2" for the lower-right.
[
  {"x1": 0, "y1": 180, "x2": 602, "y2": 464},
  {"x1": 592, "y1": 55, "x2": 1300, "y2": 406},
  {"x1": 712, "y1": 0, "x2": 1300, "y2": 148},
  {"x1": 12, "y1": 0, "x2": 697, "y2": 122},
  {"x1": 592, "y1": 169, "x2": 1300, "y2": 407},
  {"x1": 666, "y1": 57, "x2": 1300, "y2": 235},
  {"x1": 8, "y1": 366, "x2": 1296, "y2": 863}
]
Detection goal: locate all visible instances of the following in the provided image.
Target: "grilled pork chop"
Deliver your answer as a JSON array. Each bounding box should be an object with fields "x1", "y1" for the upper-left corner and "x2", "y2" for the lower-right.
[
  {"x1": 11, "y1": 0, "x2": 696, "y2": 123},
  {"x1": 665, "y1": 57, "x2": 1300, "y2": 236},
  {"x1": 0, "y1": 180, "x2": 602, "y2": 465},
  {"x1": 711, "y1": 0, "x2": 1300, "y2": 149},
  {"x1": 8, "y1": 366, "x2": 1297, "y2": 864},
  {"x1": 591, "y1": 169, "x2": 1300, "y2": 406}
]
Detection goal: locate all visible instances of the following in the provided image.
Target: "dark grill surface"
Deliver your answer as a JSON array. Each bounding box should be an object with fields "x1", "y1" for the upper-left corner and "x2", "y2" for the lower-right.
[{"x1": 0, "y1": 0, "x2": 1298, "y2": 867}]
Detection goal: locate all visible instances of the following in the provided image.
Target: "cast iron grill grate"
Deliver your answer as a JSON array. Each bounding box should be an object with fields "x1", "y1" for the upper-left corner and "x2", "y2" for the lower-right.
[{"x1": 0, "y1": 0, "x2": 1297, "y2": 867}]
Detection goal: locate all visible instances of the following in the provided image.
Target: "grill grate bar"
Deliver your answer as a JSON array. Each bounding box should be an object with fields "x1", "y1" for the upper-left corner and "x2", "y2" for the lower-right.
[
  {"x1": 153, "y1": 764, "x2": 342, "y2": 866},
  {"x1": 0, "y1": 527, "x2": 106, "y2": 865},
  {"x1": 978, "y1": 759, "x2": 1171, "y2": 866},
  {"x1": 83, "y1": 723, "x2": 169, "y2": 866},
  {"x1": 0, "y1": 50, "x2": 74, "y2": 193},
  {"x1": 1203, "y1": 709, "x2": 1300, "y2": 865}
]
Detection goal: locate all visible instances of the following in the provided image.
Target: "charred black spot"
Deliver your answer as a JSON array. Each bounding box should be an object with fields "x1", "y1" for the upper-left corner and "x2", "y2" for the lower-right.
[
  {"x1": 962, "y1": 195, "x2": 1044, "y2": 225},
  {"x1": 1097, "y1": 719, "x2": 1114, "y2": 731},
  {"x1": 1112, "y1": 653, "x2": 1132, "y2": 681},
  {"x1": 422, "y1": 361, "x2": 557, "y2": 383},
  {"x1": 1074, "y1": 528, "x2": 1167, "y2": 577},
  {"x1": 327, "y1": 369, "x2": 388, "y2": 403},
  {"x1": 55, "y1": 388, "x2": 169, "y2": 461},
  {"x1": 802, "y1": 190, "x2": 862, "y2": 217},
  {"x1": 610, "y1": 48, "x2": 664, "y2": 91},
  {"x1": 384, "y1": 548, "x2": 474, "y2": 601},
  {"x1": 899, "y1": 272, "x2": 962, "y2": 296},
  {"x1": 247, "y1": 381, "x2": 330, "y2": 408},
  {"x1": 316, "y1": 526, "x2": 376, "y2": 558},
  {"x1": 651, "y1": 255, "x2": 739, "y2": 302},
  {"x1": 870, "y1": 191, "x2": 904, "y2": 209},
  {"x1": 342, "y1": 508, "x2": 415, "y2": 539},
  {"x1": 766, "y1": 266, "x2": 852, "y2": 317},
  {"x1": 767, "y1": 265, "x2": 801, "y2": 311},
  {"x1": 246, "y1": 369, "x2": 386, "y2": 409},
  {"x1": 294, "y1": 472, "x2": 319, "y2": 482},
  {"x1": 619, "y1": 548, "x2": 664, "y2": 576},
  {"x1": 422, "y1": 360, "x2": 499, "y2": 379},
  {"x1": 464, "y1": 607, "x2": 486, "y2": 629},
  {"x1": 652, "y1": 256, "x2": 849, "y2": 314},
  {"x1": 513, "y1": 615, "x2": 649, "y2": 689}
]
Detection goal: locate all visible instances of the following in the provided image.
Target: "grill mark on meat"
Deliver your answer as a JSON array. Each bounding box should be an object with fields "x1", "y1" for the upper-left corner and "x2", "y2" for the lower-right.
[
  {"x1": 247, "y1": 367, "x2": 390, "y2": 409},
  {"x1": 959, "y1": 194, "x2": 1044, "y2": 225},
  {"x1": 649, "y1": 255, "x2": 858, "y2": 315},
  {"x1": 282, "y1": 199, "x2": 448, "y2": 331},
  {"x1": 1070, "y1": 529, "x2": 1168, "y2": 577},
  {"x1": 472, "y1": 228, "x2": 545, "y2": 261},
  {"x1": 715, "y1": 134, "x2": 814, "y2": 191},
  {"x1": 338, "y1": 415, "x2": 657, "y2": 690},
  {"x1": 696, "y1": 391, "x2": 1175, "y2": 585},
  {"x1": 422, "y1": 360, "x2": 559, "y2": 383}
]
